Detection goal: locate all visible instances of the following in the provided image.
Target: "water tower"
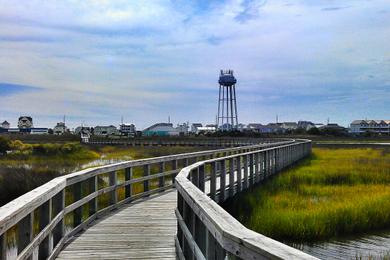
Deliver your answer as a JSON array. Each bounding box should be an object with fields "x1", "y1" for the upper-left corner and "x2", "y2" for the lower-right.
[{"x1": 217, "y1": 70, "x2": 238, "y2": 131}]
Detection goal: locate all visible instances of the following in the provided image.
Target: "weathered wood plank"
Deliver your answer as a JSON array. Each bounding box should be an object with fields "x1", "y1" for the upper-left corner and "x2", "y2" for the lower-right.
[{"x1": 56, "y1": 191, "x2": 177, "y2": 259}]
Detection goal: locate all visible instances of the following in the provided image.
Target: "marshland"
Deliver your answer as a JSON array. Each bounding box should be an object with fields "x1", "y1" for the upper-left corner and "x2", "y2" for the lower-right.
[{"x1": 224, "y1": 147, "x2": 390, "y2": 259}]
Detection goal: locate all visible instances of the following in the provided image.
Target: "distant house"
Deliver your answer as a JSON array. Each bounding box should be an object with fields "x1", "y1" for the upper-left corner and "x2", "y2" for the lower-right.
[
  {"x1": 53, "y1": 122, "x2": 68, "y2": 135},
  {"x1": 350, "y1": 120, "x2": 390, "y2": 135},
  {"x1": 281, "y1": 122, "x2": 298, "y2": 130},
  {"x1": 75, "y1": 126, "x2": 92, "y2": 135},
  {"x1": 319, "y1": 123, "x2": 347, "y2": 135},
  {"x1": 191, "y1": 123, "x2": 202, "y2": 133},
  {"x1": 18, "y1": 116, "x2": 33, "y2": 129},
  {"x1": 246, "y1": 123, "x2": 264, "y2": 133},
  {"x1": 120, "y1": 124, "x2": 136, "y2": 136},
  {"x1": 196, "y1": 126, "x2": 216, "y2": 135},
  {"x1": 31, "y1": 128, "x2": 48, "y2": 135},
  {"x1": 298, "y1": 121, "x2": 315, "y2": 130},
  {"x1": 143, "y1": 123, "x2": 188, "y2": 136},
  {"x1": 266, "y1": 123, "x2": 285, "y2": 134},
  {"x1": 94, "y1": 125, "x2": 119, "y2": 136},
  {"x1": 1, "y1": 120, "x2": 10, "y2": 129}
]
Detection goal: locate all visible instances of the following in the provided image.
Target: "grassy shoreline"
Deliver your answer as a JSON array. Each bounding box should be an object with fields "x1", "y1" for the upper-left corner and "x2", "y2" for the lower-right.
[{"x1": 224, "y1": 148, "x2": 390, "y2": 242}]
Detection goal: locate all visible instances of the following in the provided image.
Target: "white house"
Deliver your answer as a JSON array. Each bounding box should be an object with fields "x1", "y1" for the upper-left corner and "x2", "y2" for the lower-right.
[
  {"x1": 53, "y1": 122, "x2": 68, "y2": 135},
  {"x1": 350, "y1": 120, "x2": 390, "y2": 135},
  {"x1": 18, "y1": 116, "x2": 33, "y2": 129},
  {"x1": 1, "y1": 121, "x2": 10, "y2": 129},
  {"x1": 94, "y1": 125, "x2": 119, "y2": 136},
  {"x1": 281, "y1": 122, "x2": 298, "y2": 130},
  {"x1": 120, "y1": 124, "x2": 136, "y2": 136},
  {"x1": 191, "y1": 123, "x2": 202, "y2": 133},
  {"x1": 31, "y1": 128, "x2": 49, "y2": 135}
]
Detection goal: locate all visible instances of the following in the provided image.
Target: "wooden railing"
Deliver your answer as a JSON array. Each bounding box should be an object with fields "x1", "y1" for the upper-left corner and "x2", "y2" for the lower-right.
[
  {"x1": 175, "y1": 140, "x2": 318, "y2": 259},
  {"x1": 87, "y1": 137, "x2": 270, "y2": 147},
  {"x1": 0, "y1": 139, "x2": 293, "y2": 260}
]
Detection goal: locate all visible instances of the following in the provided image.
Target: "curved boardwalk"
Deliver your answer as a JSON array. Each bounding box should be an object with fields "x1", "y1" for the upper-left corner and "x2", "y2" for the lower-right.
[{"x1": 56, "y1": 191, "x2": 177, "y2": 259}]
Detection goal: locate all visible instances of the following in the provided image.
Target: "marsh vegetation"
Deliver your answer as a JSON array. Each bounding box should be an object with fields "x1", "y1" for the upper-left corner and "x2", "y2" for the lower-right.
[
  {"x1": 0, "y1": 138, "x2": 203, "y2": 206},
  {"x1": 224, "y1": 147, "x2": 390, "y2": 259}
]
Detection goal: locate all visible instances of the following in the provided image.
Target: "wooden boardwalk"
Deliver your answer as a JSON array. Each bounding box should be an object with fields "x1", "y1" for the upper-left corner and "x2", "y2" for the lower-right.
[{"x1": 57, "y1": 190, "x2": 177, "y2": 259}]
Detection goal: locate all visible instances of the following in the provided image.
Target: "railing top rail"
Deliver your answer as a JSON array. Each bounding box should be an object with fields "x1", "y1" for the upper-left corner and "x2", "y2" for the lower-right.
[
  {"x1": 175, "y1": 139, "x2": 316, "y2": 259},
  {"x1": 0, "y1": 138, "x2": 294, "y2": 236}
]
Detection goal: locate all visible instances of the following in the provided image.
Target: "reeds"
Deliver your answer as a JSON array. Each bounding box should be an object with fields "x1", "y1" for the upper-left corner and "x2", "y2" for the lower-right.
[{"x1": 225, "y1": 148, "x2": 390, "y2": 242}]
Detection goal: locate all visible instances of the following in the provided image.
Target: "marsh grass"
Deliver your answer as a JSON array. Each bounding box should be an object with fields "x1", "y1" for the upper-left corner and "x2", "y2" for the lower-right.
[{"x1": 224, "y1": 148, "x2": 390, "y2": 242}]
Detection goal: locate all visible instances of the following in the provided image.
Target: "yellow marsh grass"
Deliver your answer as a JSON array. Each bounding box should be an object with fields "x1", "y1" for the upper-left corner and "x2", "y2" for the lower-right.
[{"x1": 225, "y1": 148, "x2": 390, "y2": 242}]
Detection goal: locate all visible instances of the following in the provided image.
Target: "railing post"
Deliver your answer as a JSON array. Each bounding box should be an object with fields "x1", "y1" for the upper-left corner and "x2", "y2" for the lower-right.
[
  {"x1": 243, "y1": 154, "x2": 249, "y2": 189},
  {"x1": 125, "y1": 167, "x2": 132, "y2": 198},
  {"x1": 52, "y1": 190, "x2": 65, "y2": 249},
  {"x1": 159, "y1": 162, "x2": 165, "y2": 189},
  {"x1": 143, "y1": 164, "x2": 150, "y2": 192},
  {"x1": 229, "y1": 158, "x2": 235, "y2": 198},
  {"x1": 17, "y1": 212, "x2": 33, "y2": 256},
  {"x1": 39, "y1": 200, "x2": 52, "y2": 259},
  {"x1": 198, "y1": 165, "x2": 205, "y2": 192},
  {"x1": 172, "y1": 160, "x2": 178, "y2": 184},
  {"x1": 220, "y1": 160, "x2": 226, "y2": 202},
  {"x1": 88, "y1": 176, "x2": 97, "y2": 215},
  {"x1": 237, "y1": 156, "x2": 242, "y2": 192},
  {"x1": 192, "y1": 168, "x2": 199, "y2": 188},
  {"x1": 254, "y1": 153, "x2": 259, "y2": 183},
  {"x1": 210, "y1": 162, "x2": 217, "y2": 201},
  {"x1": 109, "y1": 171, "x2": 118, "y2": 205},
  {"x1": 73, "y1": 182, "x2": 82, "y2": 227},
  {"x1": 0, "y1": 233, "x2": 6, "y2": 260},
  {"x1": 249, "y1": 154, "x2": 255, "y2": 186}
]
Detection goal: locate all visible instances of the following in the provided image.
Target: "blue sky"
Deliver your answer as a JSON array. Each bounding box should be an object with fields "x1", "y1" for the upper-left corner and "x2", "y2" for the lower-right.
[{"x1": 0, "y1": 0, "x2": 389, "y2": 129}]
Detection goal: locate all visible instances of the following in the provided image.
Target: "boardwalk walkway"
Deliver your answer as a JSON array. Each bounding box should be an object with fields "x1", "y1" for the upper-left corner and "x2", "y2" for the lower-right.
[{"x1": 56, "y1": 190, "x2": 177, "y2": 259}]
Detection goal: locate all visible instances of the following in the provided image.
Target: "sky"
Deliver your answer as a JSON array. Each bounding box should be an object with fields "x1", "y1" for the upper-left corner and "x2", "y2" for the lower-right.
[{"x1": 0, "y1": 0, "x2": 389, "y2": 129}]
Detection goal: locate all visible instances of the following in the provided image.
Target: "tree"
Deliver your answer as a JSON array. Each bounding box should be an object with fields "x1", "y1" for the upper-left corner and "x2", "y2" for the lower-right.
[
  {"x1": 0, "y1": 136, "x2": 10, "y2": 155},
  {"x1": 307, "y1": 127, "x2": 320, "y2": 135}
]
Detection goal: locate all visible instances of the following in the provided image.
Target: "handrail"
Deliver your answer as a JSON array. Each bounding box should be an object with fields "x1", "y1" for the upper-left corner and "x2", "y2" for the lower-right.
[
  {"x1": 175, "y1": 139, "x2": 318, "y2": 259},
  {"x1": 0, "y1": 139, "x2": 293, "y2": 260}
]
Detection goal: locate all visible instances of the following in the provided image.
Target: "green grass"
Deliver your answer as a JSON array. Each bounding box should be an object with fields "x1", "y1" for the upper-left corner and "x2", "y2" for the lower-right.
[{"x1": 224, "y1": 148, "x2": 390, "y2": 242}]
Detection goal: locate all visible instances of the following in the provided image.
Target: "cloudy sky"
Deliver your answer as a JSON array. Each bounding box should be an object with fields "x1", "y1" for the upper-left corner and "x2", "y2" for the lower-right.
[{"x1": 0, "y1": 0, "x2": 389, "y2": 129}]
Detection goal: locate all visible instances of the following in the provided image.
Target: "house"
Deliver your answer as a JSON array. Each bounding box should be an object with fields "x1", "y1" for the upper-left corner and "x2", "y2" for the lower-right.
[
  {"x1": 246, "y1": 123, "x2": 264, "y2": 133},
  {"x1": 31, "y1": 128, "x2": 48, "y2": 135},
  {"x1": 142, "y1": 123, "x2": 187, "y2": 136},
  {"x1": 319, "y1": 123, "x2": 347, "y2": 135},
  {"x1": 94, "y1": 125, "x2": 119, "y2": 136},
  {"x1": 298, "y1": 121, "x2": 315, "y2": 130},
  {"x1": 281, "y1": 122, "x2": 298, "y2": 130},
  {"x1": 195, "y1": 126, "x2": 216, "y2": 135},
  {"x1": 53, "y1": 122, "x2": 68, "y2": 135},
  {"x1": 120, "y1": 124, "x2": 136, "y2": 136},
  {"x1": 266, "y1": 123, "x2": 285, "y2": 134},
  {"x1": 18, "y1": 116, "x2": 33, "y2": 129},
  {"x1": 191, "y1": 123, "x2": 202, "y2": 133},
  {"x1": 1, "y1": 121, "x2": 10, "y2": 129},
  {"x1": 350, "y1": 120, "x2": 390, "y2": 135},
  {"x1": 75, "y1": 126, "x2": 92, "y2": 135}
]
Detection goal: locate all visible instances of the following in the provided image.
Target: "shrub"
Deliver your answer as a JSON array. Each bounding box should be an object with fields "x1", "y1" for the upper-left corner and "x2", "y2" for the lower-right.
[{"x1": 0, "y1": 136, "x2": 10, "y2": 155}]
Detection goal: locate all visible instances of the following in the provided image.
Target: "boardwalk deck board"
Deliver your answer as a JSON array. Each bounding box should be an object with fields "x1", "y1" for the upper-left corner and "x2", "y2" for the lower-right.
[{"x1": 56, "y1": 190, "x2": 177, "y2": 260}]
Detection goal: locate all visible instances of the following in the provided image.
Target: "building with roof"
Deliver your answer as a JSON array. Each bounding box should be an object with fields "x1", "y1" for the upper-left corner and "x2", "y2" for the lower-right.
[
  {"x1": 94, "y1": 125, "x2": 119, "y2": 136},
  {"x1": 18, "y1": 116, "x2": 33, "y2": 129},
  {"x1": 191, "y1": 123, "x2": 203, "y2": 133},
  {"x1": 1, "y1": 121, "x2": 10, "y2": 129},
  {"x1": 120, "y1": 124, "x2": 136, "y2": 136},
  {"x1": 350, "y1": 120, "x2": 390, "y2": 135},
  {"x1": 53, "y1": 122, "x2": 68, "y2": 135},
  {"x1": 142, "y1": 123, "x2": 188, "y2": 136},
  {"x1": 281, "y1": 122, "x2": 298, "y2": 130}
]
